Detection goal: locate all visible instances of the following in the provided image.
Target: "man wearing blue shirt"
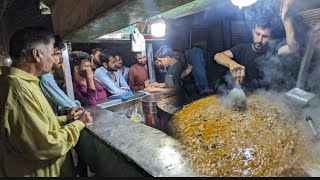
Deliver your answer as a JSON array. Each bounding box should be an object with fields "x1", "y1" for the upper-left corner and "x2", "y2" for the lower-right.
[
  {"x1": 40, "y1": 35, "x2": 80, "y2": 115},
  {"x1": 95, "y1": 50, "x2": 131, "y2": 96}
]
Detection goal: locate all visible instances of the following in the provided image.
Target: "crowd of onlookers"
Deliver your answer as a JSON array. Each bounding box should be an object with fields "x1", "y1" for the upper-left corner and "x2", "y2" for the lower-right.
[
  {"x1": 1, "y1": 28, "x2": 211, "y2": 177},
  {"x1": 40, "y1": 36, "x2": 213, "y2": 117}
]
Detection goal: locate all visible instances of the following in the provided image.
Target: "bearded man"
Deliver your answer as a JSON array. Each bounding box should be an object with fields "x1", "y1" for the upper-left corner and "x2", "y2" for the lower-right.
[
  {"x1": 69, "y1": 51, "x2": 107, "y2": 105},
  {"x1": 128, "y1": 52, "x2": 150, "y2": 91},
  {"x1": 94, "y1": 49, "x2": 131, "y2": 96}
]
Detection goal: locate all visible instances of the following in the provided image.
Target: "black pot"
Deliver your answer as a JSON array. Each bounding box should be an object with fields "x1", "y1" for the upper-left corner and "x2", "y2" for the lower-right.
[{"x1": 156, "y1": 94, "x2": 188, "y2": 133}]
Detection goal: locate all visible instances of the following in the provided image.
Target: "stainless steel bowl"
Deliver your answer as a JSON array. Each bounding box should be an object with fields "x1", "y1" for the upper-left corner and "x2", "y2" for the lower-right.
[{"x1": 141, "y1": 93, "x2": 173, "y2": 130}]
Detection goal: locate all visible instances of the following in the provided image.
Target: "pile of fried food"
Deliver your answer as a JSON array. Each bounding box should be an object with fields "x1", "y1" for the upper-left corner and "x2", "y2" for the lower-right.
[{"x1": 168, "y1": 94, "x2": 314, "y2": 177}]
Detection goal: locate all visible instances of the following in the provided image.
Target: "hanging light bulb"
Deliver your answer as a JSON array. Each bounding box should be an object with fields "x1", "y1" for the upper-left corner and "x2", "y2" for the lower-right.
[
  {"x1": 151, "y1": 17, "x2": 166, "y2": 38},
  {"x1": 231, "y1": 0, "x2": 258, "y2": 9},
  {"x1": 0, "y1": 57, "x2": 12, "y2": 67}
]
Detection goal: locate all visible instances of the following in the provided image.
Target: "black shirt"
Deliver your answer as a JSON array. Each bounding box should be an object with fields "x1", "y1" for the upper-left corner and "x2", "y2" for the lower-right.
[
  {"x1": 228, "y1": 40, "x2": 300, "y2": 92},
  {"x1": 230, "y1": 43, "x2": 270, "y2": 91},
  {"x1": 165, "y1": 60, "x2": 184, "y2": 88},
  {"x1": 165, "y1": 60, "x2": 189, "y2": 100}
]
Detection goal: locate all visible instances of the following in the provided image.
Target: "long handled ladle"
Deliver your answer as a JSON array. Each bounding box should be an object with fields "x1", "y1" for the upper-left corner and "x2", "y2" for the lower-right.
[
  {"x1": 227, "y1": 68, "x2": 247, "y2": 109},
  {"x1": 227, "y1": 84, "x2": 247, "y2": 109}
]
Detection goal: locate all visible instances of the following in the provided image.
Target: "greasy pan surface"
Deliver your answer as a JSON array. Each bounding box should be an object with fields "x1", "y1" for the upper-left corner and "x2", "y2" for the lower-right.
[{"x1": 167, "y1": 94, "x2": 317, "y2": 177}]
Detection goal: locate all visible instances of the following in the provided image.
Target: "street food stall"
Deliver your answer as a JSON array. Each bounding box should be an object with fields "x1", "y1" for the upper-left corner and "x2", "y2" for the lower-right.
[
  {"x1": 51, "y1": 0, "x2": 320, "y2": 177},
  {"x1": 2, "y1": 0, "x2": 320, "y2": 177}
]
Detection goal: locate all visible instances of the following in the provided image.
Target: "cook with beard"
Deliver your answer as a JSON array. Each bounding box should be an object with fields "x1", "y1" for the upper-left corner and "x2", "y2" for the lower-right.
[
  {"x1": 128, "y1": 51, "x2": 153, "y2": 91},
  {"x1": 94, "y1": 49, "x2": 131, "y2": 96},
  {"x1": 90, "y1": 48, "x2": 103, "y2": 71},
  {"x1": 213, "y1": 0, "x2": 299, "y2": 92},
  {"x1": 70, "y1": 51, "x2": 107, "y2": 105},
  {"x1": 40, "y1": 35, "x2": 81, "y2": 115}
]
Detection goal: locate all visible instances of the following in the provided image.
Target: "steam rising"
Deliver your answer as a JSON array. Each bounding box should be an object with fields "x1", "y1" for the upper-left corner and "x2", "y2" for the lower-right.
[
  {"x1": 142, "y1": 0, "x2": 156, "y2": 17},
  {"x1": 209, "y1": 0, "x2": 308, "y2": 95},
  {"x1": 204, "y1": 0, "x2": 320, "y2": 171}
]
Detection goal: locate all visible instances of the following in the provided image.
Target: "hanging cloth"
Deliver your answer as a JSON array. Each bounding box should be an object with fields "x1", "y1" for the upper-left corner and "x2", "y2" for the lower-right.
[{"x1": 131, "y1": 28, "x2": 146, "y2": 52}]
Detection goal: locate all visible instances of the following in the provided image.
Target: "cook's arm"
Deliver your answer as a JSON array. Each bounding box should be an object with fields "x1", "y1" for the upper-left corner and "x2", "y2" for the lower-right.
[
  {"x1": 144, "y1": 86, "x2": 176, "y2": 93},
  {"x1": 181, "y1": 64, "x2": 193, "y2": 79},
  {"x1": 214, "y1": 50, "x2": 236, "y2": 69},
  {"x1": 214, "y1": 50, "x2": 245, "y2": 84},
  {"x1": 278, "y1": 0, "x2": 299, "y2": 55}
]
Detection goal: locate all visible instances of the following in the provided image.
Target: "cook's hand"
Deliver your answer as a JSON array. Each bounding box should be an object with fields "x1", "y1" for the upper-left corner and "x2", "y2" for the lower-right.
[
  {"x1": 153, "y1": 82, "x2": 161, "y2": 87},
  {"x1": 144, "y1": 86, "x2": 156, "y2": 93},
  {"x1": 144, "y1": 79, "x2": 150, "y2": 87},
  {"x1": 78, "y1": 111, "x2": 93, "y2": 127},
  {"x1": 154, "y1": 60, "x2": 162, "y2": 69},
  {"x1": 66, "y1": 106, "x2": 84, "y2": 121},
  {"x1": 230, "y1": 62, "x2": 245, "y2": 85},
  {"x1": 154, "y1": 82, "x2": 166, "y2": 88}
]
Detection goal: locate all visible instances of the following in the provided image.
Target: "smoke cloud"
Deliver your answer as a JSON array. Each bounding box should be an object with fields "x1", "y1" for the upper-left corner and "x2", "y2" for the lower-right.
[{"x1": 210, "y1": 0, "x2": 309, "y2": 95}]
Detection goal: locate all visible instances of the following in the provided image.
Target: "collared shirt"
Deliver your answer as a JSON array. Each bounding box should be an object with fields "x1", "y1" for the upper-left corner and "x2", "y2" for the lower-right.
[
  {"x1": 128, "y1": 64, "x2": 148, "y2": 91},
  {"x1": 0, "y1": 67, "x2": 85, "y2": 177},
  {"x1": 72, "y1": 79, "x2": 107, "y2": 106},
  {"x1": 94, "y1": 66, "x2": 130, "y2": 95},
  {"x1": 119, "y1": 66, "x2": 130, "y2": 82},
  {"x1": 40, "y1": 73, "x2": 80, "y2": 114}
]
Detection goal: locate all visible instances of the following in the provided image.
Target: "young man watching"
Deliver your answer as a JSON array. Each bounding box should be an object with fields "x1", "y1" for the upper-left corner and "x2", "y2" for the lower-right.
[
  {"x1": 115, "y1": 53, "x2": 130, "y2": 82},
  {"x1": 69, "y1": 51, "x2": 107, "y2": 106},
  {"x1": 40, "y1": 35, "x2": 81, "y2": 115},
  {"x1": 94, "y1": 49, "x2": 131, "y2": 96},
  {"x1": 90, "y1": 48, "x2": 103, "y2": 71},
  {"x1": 128, "y1": 52, "x2": 150, "y2": 91}
]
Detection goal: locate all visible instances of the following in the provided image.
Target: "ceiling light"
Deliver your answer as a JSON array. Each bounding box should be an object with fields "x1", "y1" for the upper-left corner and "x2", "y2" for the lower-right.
[
  {"x1": 1, "y1": 58, "x2": 12, "y2": 66},
  {"x1": 151, "y1": 18, "x2": 166, "y2": 38},
  {"x1": 231, "y1": 0, "x2": 257, "y2": 9}
]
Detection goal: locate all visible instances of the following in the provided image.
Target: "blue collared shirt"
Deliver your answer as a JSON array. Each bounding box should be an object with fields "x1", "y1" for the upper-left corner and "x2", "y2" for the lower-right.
[
  {"x1": 95, "y1": 67, "x2": 130, "y2": 95},
  {"x1": 39, "y1": 73, "x2": 80, "y2": 114}
]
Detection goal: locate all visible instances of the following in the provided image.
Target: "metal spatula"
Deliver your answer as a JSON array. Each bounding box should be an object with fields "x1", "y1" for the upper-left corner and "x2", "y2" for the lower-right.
[{"x1": 227, "y1": 84, "x2": 247, "y2": 109}]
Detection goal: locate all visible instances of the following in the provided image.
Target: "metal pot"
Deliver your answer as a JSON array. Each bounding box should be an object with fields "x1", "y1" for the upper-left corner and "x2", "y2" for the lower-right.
[{"x1": 141, "y1": 93, "x2": 173, "y2": 130}]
